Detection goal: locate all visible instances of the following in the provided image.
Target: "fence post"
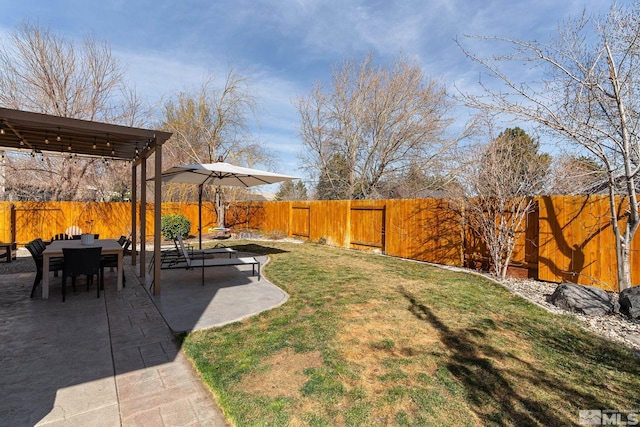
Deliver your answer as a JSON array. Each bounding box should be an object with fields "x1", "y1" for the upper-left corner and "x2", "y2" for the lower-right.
[
  {"x1": 10, "y1": 203, "x2": 15, "y2": 244},
  {"x1": 346, "y1": 200, "x2": 351, "y2": 247},
  {"x1": 288, "y1": 201, "x2": 293, "y2": 238}
]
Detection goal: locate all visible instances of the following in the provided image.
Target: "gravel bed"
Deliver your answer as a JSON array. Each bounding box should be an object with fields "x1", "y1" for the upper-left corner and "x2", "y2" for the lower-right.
[
  {"x1": 500, "y1": 277, "x2": 640, "y2": 354},
  {"x1": 0, "y1": 249, "x2": 37, "y2": 275}
]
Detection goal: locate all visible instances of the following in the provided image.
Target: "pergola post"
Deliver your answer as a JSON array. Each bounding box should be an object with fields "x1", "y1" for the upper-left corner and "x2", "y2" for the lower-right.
[
  {"x1": 153, "y1": 141, "x2": 162, "y2": 295},
  {"x1": 140, "y1": 157, "x2": 147, "y2": 278},
  {"x1": 131, "y1": 162, "x2": 137, "y2": 266}
]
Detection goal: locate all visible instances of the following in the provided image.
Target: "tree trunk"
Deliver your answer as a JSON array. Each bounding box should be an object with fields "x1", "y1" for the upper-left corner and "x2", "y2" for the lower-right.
[{"x1": 616, "y1": 225, "x2": 631, "y2": 292}]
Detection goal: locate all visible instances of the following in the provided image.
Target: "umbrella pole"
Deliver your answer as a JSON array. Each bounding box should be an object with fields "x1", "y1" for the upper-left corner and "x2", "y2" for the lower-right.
[{"x1": 198, "y1": 184, "x2": 203, "y2": 250}]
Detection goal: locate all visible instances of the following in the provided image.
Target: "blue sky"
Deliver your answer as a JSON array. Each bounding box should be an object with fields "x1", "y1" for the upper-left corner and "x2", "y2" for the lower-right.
[{"x1": 0, "y1": 0, "x2": 619, "y2": 179}]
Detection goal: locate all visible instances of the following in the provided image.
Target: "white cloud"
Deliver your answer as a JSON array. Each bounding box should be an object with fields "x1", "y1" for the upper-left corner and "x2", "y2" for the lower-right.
[{"x1": 0, "y1": 0, "x2": 624, "y2": 172}]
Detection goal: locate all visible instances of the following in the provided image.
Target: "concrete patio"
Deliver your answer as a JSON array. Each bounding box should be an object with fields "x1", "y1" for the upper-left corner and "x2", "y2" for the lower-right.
[{"x1": 0, "y1": 247, "x2": 288, "y2": 426}]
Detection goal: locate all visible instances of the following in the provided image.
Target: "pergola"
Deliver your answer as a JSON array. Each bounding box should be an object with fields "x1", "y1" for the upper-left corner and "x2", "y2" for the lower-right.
[{"x1": 0, "y1": 107, "x2": 173, "y2": 294}]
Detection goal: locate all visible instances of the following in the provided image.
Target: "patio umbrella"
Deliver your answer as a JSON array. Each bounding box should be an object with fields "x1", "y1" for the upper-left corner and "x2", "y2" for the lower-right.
[{"x1": 153, "y1": 161, "x2": 297, "y2": 248}]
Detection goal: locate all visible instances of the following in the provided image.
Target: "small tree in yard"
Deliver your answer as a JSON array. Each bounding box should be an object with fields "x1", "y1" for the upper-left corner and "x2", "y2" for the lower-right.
[
  {"x1": 458, "y1": 3, "x2": 640, "y2": 291},
  {"x1": 454, "y1": 127, "x2": 550, "y2": 279},
  {"x1": 161, "y1": 214, "x2": 191, "y2": 241}
]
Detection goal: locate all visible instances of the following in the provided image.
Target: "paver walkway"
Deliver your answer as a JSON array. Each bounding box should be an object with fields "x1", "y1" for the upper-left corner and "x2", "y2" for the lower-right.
[
  {"x1": 105, "y1": 274, "x2": 229, "y2": 426},
  {"x1": 0, "y1": 256, "x2": 229, "y2": 426}
]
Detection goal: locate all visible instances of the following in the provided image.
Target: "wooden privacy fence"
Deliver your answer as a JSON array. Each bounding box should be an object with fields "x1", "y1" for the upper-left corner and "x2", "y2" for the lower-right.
[
  {"x1": 0, "y1": 201, "x2": 219, "y2": 246},
  {"x1": 229, "y1": 198, "x2": 466, "y2": 267},
  {"x1": 228, "y1": 196, "x2": 640, "y2": 292},
  {"x1": 0, "y1": 195, "x2": 637, "y2": 291}
]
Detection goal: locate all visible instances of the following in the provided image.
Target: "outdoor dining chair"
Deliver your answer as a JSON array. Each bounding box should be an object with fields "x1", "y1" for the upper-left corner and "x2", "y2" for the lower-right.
[
  {"x1": 122, "y1": 238, "x2": 133, "y2": 256},
  {"x1": 61, "y1": 247, "x2": 102, "y2": 302},
  {"x1": 100, "y1": 249, "x2": 126, "y2": 289},
  {"x1": 26, "y1": 239, "x2": 63, "y2": 298},
  {"x1": 32, "y1": 237, "x2": 48, "y2": 253}
]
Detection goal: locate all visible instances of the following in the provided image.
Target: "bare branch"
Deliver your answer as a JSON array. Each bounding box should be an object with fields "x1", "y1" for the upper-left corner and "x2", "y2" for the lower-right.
[
  {"x1": 296, "y1": 53, "x2": 457, "y2": 200},
  {"x1": 457, "y1": 3, "x2": 640, "y2": 290}
]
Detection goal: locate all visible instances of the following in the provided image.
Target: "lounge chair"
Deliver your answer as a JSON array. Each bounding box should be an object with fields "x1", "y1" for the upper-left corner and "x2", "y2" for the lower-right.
[
  {"x1": 176, "y1": 234, "x2": 237, "y2": 259},
  {"x1": 169, "y1": 235, "x2": 260, "y2": 286},
  {"x1": 152, "y1": 235, "x2": 238, "y2": 271}
]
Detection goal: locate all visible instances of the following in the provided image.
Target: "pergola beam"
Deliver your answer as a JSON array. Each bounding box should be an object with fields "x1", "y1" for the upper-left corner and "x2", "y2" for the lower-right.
[{"x1": 0, "y1": 107, "x2": 172, "y2": 295}]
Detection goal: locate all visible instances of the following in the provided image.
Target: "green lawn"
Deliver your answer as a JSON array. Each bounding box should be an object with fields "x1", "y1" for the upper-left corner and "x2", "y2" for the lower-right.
[{"x1": 182, "y1": 240, "x2": 640, "y2": 426}]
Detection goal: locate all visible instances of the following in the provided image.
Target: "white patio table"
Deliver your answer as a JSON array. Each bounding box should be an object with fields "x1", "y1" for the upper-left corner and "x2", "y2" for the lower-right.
[{"x1": 41, "y1": 239, "x2": 124, "y2": 299}]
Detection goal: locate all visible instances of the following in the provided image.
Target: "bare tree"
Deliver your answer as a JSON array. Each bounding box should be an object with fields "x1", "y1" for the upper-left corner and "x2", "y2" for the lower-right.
[
  {"x1": 453, "y1": 127, "x2": 550, "y2": 279},
  {"x1": 458, "y1": 3, "x2": 640, "y2": 291},
  {"x1": 548, "y1": 153, "x2": 608, "y2": 195},
  {"x1": 160, "y1": 70, "x2": 267, "y2": 166},
  {"x1": 159, "y1": 70, "x2": 272, "y2": 225},
  {"x1": 296, "y1": 53, "x2": 456, "y2": 200},
  {"x1": 0, "y1": 20, "x2": 148, "y2": 201},
  {"x1": 275, "y1": 180, "x2": 308, "y2": 201}
]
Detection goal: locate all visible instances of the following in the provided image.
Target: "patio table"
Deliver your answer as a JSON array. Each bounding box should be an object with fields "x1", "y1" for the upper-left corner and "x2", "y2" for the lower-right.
[{"x1": 41, "y1": 238, "x2": 123, "y2": 299}]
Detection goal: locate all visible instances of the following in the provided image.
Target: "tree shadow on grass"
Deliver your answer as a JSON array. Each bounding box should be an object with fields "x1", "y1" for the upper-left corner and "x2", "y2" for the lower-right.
[
  {"x1": 398, "y1": 286, "x2": 639, "y2": 426},
  {"x1": 229, "y1": 243, "x2": 291, "y2": 256}
]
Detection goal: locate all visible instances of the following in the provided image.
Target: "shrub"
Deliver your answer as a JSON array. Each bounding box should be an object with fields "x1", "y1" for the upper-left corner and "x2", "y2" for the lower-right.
[
  {"x1": 161, "y1": 214, "x2": 191, "y2": 240},
  {"x1": 266, "y1": 230, "x2": 287, "y2": 240}
]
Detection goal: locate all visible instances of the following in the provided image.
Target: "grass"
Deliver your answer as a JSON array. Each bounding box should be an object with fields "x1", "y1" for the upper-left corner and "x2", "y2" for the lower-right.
[{"x1": 181, "y1": 240, "x2": 640, "y2": 426}]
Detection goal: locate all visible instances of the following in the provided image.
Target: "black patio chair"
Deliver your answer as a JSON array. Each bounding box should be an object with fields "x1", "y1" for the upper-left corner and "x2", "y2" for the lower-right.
[
  {"x1": 28, "y1": 239, "x2": 40, "y2": 255},
  {"x1": 26, "y1": 240, "x2": 64, "y2": 298},
  {"x1": 100, "y1": 235, "x2": 130, "y2": 286},
  {"x1": 61, "y1": 247, "x2": 102, "y2": 302},
  {"x1": 122, "y1": 239, "x2": 133, "y2": 256},
  {"x1": 100, "y1": 252, "x2": 126, "y2": 289},
  {"x1": 32, "y1": 238, "x2": 47, "y2": 253}
]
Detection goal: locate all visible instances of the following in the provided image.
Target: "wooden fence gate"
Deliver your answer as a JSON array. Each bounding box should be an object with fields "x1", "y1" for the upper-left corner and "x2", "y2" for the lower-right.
[
  {"x1": 291, "y1": 205, "x2": 310, "y2": 238},
  {"x1": 350, "y1": 205, "x2": 386, "y2": 252}
]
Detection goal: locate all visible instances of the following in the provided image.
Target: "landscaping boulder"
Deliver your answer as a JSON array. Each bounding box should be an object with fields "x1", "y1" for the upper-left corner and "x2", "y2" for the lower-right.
[
  {"x1": 549, "y1": 283, "x2": 619, "y2": 316},
  {"x1": 619, "y1": 286, "x2": 640, "y2": 320}
]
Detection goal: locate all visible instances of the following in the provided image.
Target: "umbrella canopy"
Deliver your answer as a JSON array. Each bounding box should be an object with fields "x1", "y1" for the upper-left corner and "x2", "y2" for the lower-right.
[
  {"x1": 152, "y1": 162, "x2": 297, "y2": 248},
  {"x1": 159, "y1": 162, "x2": 297, "y2": 187}
]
